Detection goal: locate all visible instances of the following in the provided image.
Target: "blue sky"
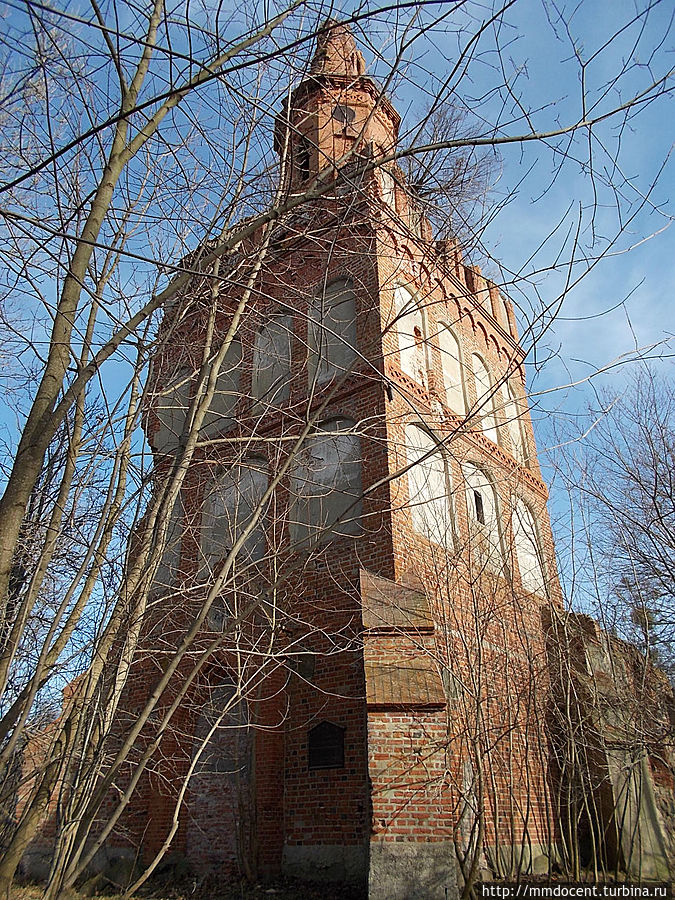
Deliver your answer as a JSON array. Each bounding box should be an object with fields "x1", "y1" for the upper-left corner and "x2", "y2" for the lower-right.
[
  {"x1": 357, "y1": 0, "x2": 675, "y2": 596},
  {"x1": 343, "y1": 0, "x2": 674, "y2": 407},
  {"x1": 476, "y1": 1, "x2": 674, "y2": 395},
  {"x1": 2, "y1": 0, "x2": 672, "y2": 550}
]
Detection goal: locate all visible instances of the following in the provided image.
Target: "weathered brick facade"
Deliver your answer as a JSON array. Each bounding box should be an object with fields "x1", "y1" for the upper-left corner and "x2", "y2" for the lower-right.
[
  {"x1": 22, "y1": 19, "x2": 671, "y2": 899},
  {"x1": 122, "y1": 20, "x2": 564, "y2": 896}
]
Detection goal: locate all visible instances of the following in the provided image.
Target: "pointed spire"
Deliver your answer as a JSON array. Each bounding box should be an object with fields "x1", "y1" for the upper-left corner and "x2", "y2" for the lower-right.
[{"x1": 310, "y1": 19, "x2": 366, "y2": 78}]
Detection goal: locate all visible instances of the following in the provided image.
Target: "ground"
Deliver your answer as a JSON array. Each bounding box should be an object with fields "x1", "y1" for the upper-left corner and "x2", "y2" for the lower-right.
[{"x1": 12, "y1": 878, "x2": 368, "y2": 899}]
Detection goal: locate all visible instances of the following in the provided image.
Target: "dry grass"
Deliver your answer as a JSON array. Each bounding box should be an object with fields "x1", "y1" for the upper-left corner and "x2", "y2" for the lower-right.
[
  {"x1": 10, "y1": 881, "x2": 366, "y2": 900},
  {"x1": 11, "y1": 887, "x2": 125, "y2": 900}
]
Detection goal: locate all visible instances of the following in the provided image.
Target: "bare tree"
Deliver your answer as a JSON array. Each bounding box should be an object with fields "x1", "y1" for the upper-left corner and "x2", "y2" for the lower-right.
[
  {"x1": 0, "y1": 1, "x2": 673, "y2": 897},
  {"x1": 553, "y1": 366, "x2": 675, "y2": 680},
  {"x1": 543, "y1": 365, "x2": 675, "y2": 881}
]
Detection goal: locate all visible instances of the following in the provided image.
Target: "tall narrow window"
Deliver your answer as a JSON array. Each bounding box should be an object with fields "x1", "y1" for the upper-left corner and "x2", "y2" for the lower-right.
[
  {"x1": 463, "y1": 463, "x2": 502, "y2": 571},
  {"x1": 297, "y1": 136, "x2": 311, "y2": 181},
  {"x1": 512, "y1": 499, "x2": 546, "y2": 596},
  {"x1": 394, "y1": 285, "x2": 427, "y2": 387},
  {"x1": 201, "y1": 337, "x2": 242, "y2": 437},
  {"x1": 471, "y1": 354, "x2": 498, "y2": 443},
  {"x1": 201, "y1": 458, "x2": 269, "y2": 571},
  {"x1": 502, "y1": 381, "x2": 527, "y2": 465},
  {"x1": 473, "y1": 490, "x2": 485, "y2": 525},
  {"x1": 307, "y1": 279, "x2": 357, "y2": 386},
  {"x1": 252, "y1": 315, "x2": 292, "y2": 409},
  {"x1": 405, "y1": 424, "x2": 454, "y2": 547},
  {"x1": 438, "y1": 324, "x2": 465, "y2": 414},
  {"x1": 154, "y1": 366, "x2": 191, "y2": 453},
  {"x1": 290, "y1": 418, "x2": 362, "y2": 545}
]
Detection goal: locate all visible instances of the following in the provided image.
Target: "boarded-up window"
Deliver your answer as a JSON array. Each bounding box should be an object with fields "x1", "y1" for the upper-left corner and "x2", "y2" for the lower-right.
[
  {"x1": 200, "y1": 337, "x2": 242, "y2": 437},
  {"x1": 308, "y1": 721, "x2": 344, "y2": 770},
  {"x1": 405, "y1": 424, "x2": 454, "y2": 547},
  {"x1": 154, "y1": 366, "x2": 191, "y2": 453},
  {"x1": 513, "y1": 499, "x2": 546, "y2": 596},
  {"x1": 201, "y1": 459, "x2": 269, "y2": 570},
  {"x1": 186, "y1": 684, "x2": 251, "y2": 868},
  {"x1": 463, "y1": 463, "x2": 502, "y2": 571},
  {"x1": 307, "y1": 279, "x2": 357, "y2": 386},
  {"x1": 252, "y1": 315, "x2": 291, "y2": 409},
  {"x1": 394, "y1": 285, "x2": 427, "y2": 387},
  {"x1": 289, "y1": 418, "x2": 362, "y2": 545},
  {"x1": 438, "y1": 324, "x2": 465, "y2": 414},
  {"x1": 471, "y1": 354, "x2": 498, "y2": 443}
]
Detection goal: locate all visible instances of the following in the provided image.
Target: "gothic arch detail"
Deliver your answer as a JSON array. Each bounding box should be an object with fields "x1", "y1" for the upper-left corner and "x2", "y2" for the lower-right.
[
  {"x1": 405, "y1": 423, "x2": 455, "y2": 547},
  {"x1": 512, "y1": 498, "x2": 547, "y2": 596},
  {"x1": 463, "y1": 462, "x2": 503, "y2": 572}
]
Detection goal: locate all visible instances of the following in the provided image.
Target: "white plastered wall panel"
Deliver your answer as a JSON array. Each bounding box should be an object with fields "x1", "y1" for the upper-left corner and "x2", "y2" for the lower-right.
[
  {"x1": 405, "y1": 423, "x2": 454, "y2": 548},
  {"x1": 512, "y1": 498, "x2": 547, "y2": 596},
  {"x1": 463, "y1": 462, "x2": 503, "y2": 572}
]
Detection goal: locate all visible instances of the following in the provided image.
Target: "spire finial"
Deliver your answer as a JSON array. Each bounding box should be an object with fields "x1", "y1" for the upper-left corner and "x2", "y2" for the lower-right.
[{"x1": 310, "y1": 19, "x2": 366, "y2": 77}]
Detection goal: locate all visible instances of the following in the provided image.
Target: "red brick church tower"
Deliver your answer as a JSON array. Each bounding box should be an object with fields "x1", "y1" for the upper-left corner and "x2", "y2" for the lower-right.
[{"x1": 138, "y1": 19, "x2": 563, "y2": 898}]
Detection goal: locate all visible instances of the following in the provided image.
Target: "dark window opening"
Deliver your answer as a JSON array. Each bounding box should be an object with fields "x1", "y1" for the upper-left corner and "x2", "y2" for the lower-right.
[
  {"x1": 290, "y1": 653, "x2": 316, "y2": 680},
  {"x1": 473, "y1": 489, "x2": 485, "y2": 525},
  {"x1": 297, "y1": 137, "x2": 310, "y2": 181},
  {"x1": 333, "y1": 103, "x2": 356, "y2": 128},
  {"x1": 308, "y1": 721, "x2": 345, "y2": 769}
]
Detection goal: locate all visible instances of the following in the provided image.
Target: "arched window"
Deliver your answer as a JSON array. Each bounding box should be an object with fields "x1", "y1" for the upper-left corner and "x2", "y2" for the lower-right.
[
  {"x1": 502, "y1": 381, "x2": 527, "y2": 465},
  {"x1": 201, "y1": 458, "x2": 269, "y2": 571},
  {"x1": 471, "y1": 354, "x2": 498, "y2": 443},
  {"x1": 307, "y1": 279, "x2": 357, "y2": 386},
  {"x1": 394, "y1": 285, "x2": 427, "y2": 387},
  {"x1": 289, "y1": 418, "x2": 362, "y2": 545},
  {"x1": 405, "y1": 424, "x2": 454, "y2": 547},
  {"x1": 252, "y1": 315, "x2": 292, "y2": 409},
  {"x1": 438, "y1": 324, "x2": 465, "y2": 414},
  {"x1": 463, "y1": 463, "x2": 502, "y2": 571},
  {"x1": 201, "y1": 336, "x2": 242, "y2": 437},
  {"x1": 512, "y1": 499, "x2": 547, "y2": 596},
  {"x1": 154, "y1": 365, "x2": 191, "y2": 452}
]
